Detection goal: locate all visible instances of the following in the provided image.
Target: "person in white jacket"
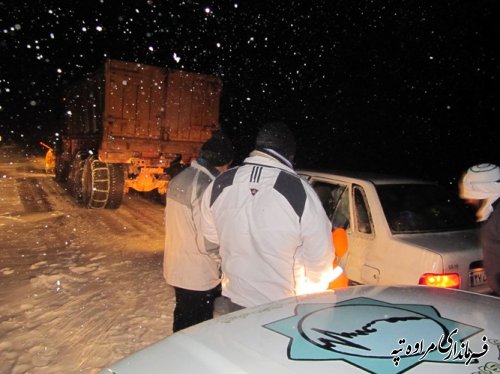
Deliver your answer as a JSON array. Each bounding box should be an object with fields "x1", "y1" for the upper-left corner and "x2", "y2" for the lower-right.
[
  {"x1": 164, "y1": 131, "x2": 234, "y2": 331},
  {"x1": 201, "y1": 122, "x2": 335, "y2": 310}
]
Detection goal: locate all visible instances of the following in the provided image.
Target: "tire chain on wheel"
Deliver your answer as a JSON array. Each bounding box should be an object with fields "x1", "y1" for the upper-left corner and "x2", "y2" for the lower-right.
[
  {"x1": 105, "y1": 163, "x2": 125, "y2": 209},
  {"x1": 69, "y1": 153, "x2": 86, "y2": 202},
  {"x1": 82, "y1": 158, "x2": 110, "y2": 209},
  {"x1": 74, "y1": 159, "x2": 86, "y2": 202}
]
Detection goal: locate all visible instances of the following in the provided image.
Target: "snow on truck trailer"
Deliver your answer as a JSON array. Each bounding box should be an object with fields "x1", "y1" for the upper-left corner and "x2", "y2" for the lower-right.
[{"x1": 53, "y1": 59, "x2": 222, "y2": 209}]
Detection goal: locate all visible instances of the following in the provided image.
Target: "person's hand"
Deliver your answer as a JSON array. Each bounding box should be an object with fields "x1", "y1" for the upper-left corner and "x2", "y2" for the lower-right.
[{"x1": 296, "y1": 266, "x2": 344, "y2": 295}]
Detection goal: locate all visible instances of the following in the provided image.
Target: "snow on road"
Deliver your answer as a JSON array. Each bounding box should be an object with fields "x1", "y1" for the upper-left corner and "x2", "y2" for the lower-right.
[{"x1": 0, "y1": 144, "x2": 175, "y2": 373}]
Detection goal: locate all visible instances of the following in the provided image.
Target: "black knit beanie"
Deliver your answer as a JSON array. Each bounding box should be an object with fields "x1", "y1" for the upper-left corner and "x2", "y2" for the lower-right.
[
  {"x1": 255, "y1": 122, "x2": 296, "y2": 160},
  {"x1": 199, "y1": 130, "x2": 234, "y2": 167}
]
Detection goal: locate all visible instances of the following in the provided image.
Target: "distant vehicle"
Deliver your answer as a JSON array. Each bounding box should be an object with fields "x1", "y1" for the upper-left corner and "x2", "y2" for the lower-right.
[
  {"x1": 297, "y1": 170, "x2": 492, "y2": 294},
  {"x1": 102, "y1": 285, "x2": 500, "y2": 373},
  {"x1": 53, "y1": 59, "x2": 222, "y2": 208}
]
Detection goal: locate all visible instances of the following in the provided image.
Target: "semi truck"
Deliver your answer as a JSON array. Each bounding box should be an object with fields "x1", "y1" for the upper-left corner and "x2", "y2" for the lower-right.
[{"x1": 53, "y1": 59, "x2": 222, "y2": 209}]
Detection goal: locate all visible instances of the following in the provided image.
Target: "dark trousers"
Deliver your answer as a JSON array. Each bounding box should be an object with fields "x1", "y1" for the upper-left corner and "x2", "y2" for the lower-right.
[{"x1": 173, "y1": 284, "x2": 221, "y2": 332}]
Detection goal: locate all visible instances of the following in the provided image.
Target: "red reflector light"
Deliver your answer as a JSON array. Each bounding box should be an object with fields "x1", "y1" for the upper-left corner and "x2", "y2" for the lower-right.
[{"x1": 419, "y1": 273, "x2": 461, "y2": 289}]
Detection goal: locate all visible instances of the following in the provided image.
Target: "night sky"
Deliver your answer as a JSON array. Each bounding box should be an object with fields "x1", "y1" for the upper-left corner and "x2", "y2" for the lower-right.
[{"x1": 1, "y1": 1, "x2": 499, "y2": 185}]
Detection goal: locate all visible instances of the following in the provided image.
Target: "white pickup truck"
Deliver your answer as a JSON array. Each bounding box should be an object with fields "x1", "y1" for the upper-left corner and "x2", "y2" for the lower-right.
[{"x1": 298, "y1": 170, "x2": 492, "y2": 294}]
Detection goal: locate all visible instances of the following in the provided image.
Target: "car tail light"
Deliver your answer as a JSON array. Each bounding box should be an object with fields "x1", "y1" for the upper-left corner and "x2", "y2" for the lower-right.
[{"x1": 418, "y1": 273, "x2": 461, "y2": 289}]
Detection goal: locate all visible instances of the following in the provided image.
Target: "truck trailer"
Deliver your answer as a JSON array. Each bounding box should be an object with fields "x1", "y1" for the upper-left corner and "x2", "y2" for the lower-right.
[{"x1": 54, "y1": 59, "x2": 222, "y2": 209}]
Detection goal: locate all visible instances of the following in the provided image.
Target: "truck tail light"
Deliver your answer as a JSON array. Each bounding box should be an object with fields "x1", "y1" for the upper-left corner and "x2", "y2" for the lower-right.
[{"x1": 418, "y1": 273, "x2": 461, "y2": 289}]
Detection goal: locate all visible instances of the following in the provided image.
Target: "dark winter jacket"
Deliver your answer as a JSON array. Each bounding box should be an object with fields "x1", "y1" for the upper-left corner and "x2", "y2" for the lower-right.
[{"x1": 480, "y1": 199, "x2": 500, "y2": 295}]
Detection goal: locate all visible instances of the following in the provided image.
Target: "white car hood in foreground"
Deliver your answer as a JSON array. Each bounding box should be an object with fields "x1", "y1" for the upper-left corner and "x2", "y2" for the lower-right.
[{"x1": 103, "y1": 286, "x2": 500, "y2": 374}]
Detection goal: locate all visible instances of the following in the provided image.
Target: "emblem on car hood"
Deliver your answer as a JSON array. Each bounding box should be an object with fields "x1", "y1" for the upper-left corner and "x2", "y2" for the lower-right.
[{"x1": 264, "y1": 297, "x2": 487, "y2": 373}]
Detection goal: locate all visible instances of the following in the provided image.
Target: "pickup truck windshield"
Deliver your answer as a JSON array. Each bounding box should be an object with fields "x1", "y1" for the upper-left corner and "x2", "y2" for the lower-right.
[{"x1": 376, "y1": 184, "x2": 477, "y2": 233}]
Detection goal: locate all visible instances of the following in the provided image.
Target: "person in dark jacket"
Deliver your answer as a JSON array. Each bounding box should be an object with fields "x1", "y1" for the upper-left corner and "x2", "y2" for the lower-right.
[
  {"x1": 164, "y1": 131, "x2": 234, "y2": 331},
  {"x1": 459, "y1": 163, "x2": 500, "y2": 296}
]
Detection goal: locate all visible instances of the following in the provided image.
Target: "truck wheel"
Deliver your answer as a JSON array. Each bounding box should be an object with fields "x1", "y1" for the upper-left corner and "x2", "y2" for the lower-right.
[
  {"x1": 69, "y1": 153, "x2": 86, "y2": 202},
  {"x1": 159, "y1": 192, "x2": 167, "y2": 206},
  {"x1": 105, "y1": 163, "x2": 125, "y2": 209},
  {"x1": 74, "y1": 161, "x2": 86, "y2": 202},
  {"x1": 55, "y1": 158, "x2": 70, "y2": 182},
  {"x1": 82, "y1": 158, "x2": 110, "y2": 209}
]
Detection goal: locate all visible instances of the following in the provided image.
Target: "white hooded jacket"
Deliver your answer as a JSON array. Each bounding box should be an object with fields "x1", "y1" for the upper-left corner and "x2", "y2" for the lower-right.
[
  {"x1": 163, "y1": 160, "x2": 221, "y2": 291},
  {"x1": 200, "y1": 151, "x2": 334, "y2": 307}
]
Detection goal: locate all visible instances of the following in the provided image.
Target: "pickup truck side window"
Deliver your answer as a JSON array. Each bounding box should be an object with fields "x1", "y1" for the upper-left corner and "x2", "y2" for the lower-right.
[
  {"x1": 312, "y1": 181, "x2": 350, "y2": 230},
  {"x1": 353, "y1": 186, "x2": 372, "y2": 234}
]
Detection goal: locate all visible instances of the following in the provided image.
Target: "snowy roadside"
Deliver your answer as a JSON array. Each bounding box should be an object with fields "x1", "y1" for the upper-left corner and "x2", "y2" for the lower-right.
[{"x1": 0, "y1": 144, "x2": 175, "y2": 373}]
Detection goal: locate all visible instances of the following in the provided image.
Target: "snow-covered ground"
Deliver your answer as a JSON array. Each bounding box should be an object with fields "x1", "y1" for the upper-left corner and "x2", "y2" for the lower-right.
[{"x1": 0, "y1": 144, "x2": 175, "y2": 373}]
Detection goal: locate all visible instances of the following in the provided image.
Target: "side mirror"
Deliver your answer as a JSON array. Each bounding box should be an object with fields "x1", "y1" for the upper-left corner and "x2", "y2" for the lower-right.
[{"x1": 332, "y1": 228, "x2": 348, "y2": 258}]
